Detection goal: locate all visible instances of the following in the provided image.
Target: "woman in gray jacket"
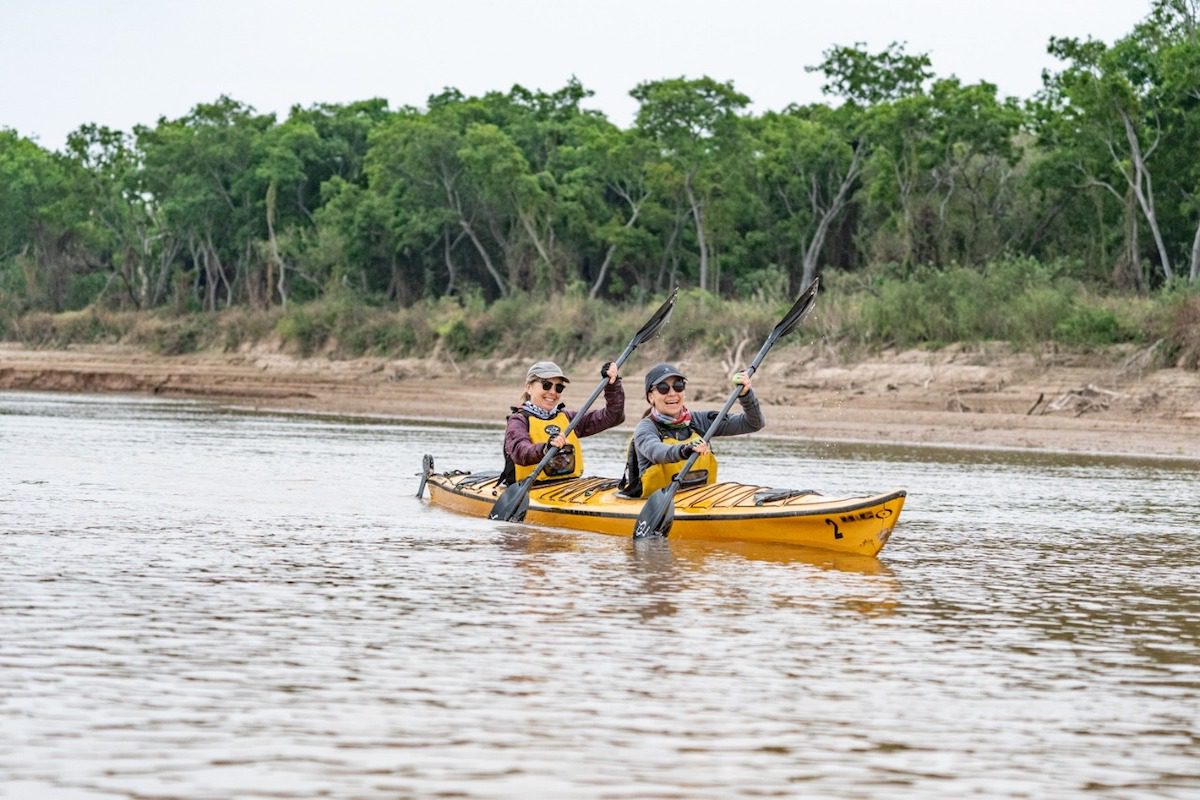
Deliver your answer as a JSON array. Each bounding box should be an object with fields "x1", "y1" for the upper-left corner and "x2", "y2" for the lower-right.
[{"x1": 618, "y1": 362, "x2": 763, "y2": 498}]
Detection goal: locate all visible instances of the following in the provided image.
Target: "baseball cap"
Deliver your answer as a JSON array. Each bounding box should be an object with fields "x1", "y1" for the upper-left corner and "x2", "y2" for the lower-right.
[
  {"x1": 644, "y1": 363, "x2": 685, "y2": 394},
  {"x1": 526, "y1": 361, "x2": 569, "y2": 383}
]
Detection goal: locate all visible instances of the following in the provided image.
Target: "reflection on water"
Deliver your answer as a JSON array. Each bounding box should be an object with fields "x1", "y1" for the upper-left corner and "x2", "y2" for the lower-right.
[{"x1": 2, "y1": 391, "x2": 1199, "y2": 799}]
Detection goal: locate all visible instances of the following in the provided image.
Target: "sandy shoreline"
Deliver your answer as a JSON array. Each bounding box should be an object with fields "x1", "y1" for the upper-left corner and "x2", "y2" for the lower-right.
[{"x1": 2, "y1": 342, "x2": 1199, "y2": 462}]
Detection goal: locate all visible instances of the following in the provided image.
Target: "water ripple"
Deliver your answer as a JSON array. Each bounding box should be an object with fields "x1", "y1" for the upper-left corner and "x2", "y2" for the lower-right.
[{"x1": 2, "y1": 391, "x2": 1198, "y2": 798}]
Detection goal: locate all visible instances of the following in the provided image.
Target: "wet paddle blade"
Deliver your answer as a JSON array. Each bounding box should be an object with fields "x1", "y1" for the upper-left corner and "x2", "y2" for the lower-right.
[
  {"x1": 416, "y1": 454, "x2": 434, "y2": 499},
  {"x1": 489, "y1": 481, "x2": 531, "y2": 522},
  {"x1": 631, "y1": 288, "x2": 678, "y2": 348},
  {"x1": 632, "y1": 485, "x2": 677, "y2": 539},
  {"x1": 771, "y1": 277, "x2": 819, "y2": 343}
]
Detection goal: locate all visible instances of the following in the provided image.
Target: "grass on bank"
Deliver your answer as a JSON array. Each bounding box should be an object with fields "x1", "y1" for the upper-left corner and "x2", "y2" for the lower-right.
[{"x1": 2, "y1": 259, "x2": 1198, "y2": 370}]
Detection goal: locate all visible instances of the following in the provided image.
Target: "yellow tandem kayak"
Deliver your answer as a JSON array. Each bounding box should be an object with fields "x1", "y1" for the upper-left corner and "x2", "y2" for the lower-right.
[{"x1": 422, "y1": 461, "x2": 905, "y2": 557}]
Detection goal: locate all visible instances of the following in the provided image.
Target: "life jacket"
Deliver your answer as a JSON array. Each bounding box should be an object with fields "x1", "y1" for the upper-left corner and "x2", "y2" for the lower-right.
[
  {"x1": 618, "y1": 416, "x2": 719, "y2": 498},
  {"x1": 501, "y1": 407, "x2": 583, "y2": 485}
]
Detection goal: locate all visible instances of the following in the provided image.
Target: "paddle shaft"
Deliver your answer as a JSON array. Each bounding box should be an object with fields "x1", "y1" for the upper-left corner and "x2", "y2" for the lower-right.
[
  {"x1": 657, "y1": 338, "x2": 776, "y2": 493},
  {"x1": 489, "y1": 289, "x2": 678, "y2": 521}
]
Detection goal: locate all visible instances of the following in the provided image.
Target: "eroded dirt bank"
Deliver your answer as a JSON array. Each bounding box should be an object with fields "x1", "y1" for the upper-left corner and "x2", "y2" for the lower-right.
[{"x1": 2, "y1": 342, "x2": 1198, "y2": 461}]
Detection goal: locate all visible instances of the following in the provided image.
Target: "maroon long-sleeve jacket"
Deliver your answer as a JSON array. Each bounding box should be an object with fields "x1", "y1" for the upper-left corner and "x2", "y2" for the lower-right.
[{"x1": 503, "y1": 379, "x2": 625, "y2": 471}]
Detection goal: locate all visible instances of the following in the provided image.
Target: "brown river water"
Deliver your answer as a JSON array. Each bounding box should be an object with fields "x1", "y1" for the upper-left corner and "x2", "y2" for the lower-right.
[{"x1": 2, "y1": 391, "x2": 1198, "y2": 799}]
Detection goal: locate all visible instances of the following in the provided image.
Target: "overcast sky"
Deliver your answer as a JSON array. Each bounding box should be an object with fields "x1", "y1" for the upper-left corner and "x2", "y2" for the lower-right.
[{"x1": 1, "y1": 0, "x2": 1150, "y2": 152}]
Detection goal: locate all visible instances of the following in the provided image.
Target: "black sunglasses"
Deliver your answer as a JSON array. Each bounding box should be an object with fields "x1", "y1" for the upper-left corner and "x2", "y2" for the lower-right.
[
  {"x1": 538, "y1": 380, "x2": 567, "y2": 393},
  {"x1": 653, "y1": 378, "x2": 687, "y2": 395}
]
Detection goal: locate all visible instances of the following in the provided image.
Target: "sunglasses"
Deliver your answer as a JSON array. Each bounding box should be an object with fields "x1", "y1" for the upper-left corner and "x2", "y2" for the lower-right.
[
  {"x1": 538, "y1": 380, "x2": 567, "y2": 393},
  {"x1": 653, "y1": 378, "x2": 687, "y2": 395}
]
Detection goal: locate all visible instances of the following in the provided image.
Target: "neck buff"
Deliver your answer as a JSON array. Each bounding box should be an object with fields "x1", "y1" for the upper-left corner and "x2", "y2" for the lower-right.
[
  {"x1": 650, "y1": 407, "x2": 692, "y2": 428},
  {"x1": 522, "y1": 401, "x2": 559, "y2": 421}
]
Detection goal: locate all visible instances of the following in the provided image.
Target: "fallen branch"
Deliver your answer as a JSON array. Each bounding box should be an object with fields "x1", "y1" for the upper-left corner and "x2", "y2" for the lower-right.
[
  {"x1": 1026, "y1": 392, "x2": 1044, "y2": 415},
  {"x1": 1044, "y1": 384, "x2": 1126, "y2": 417}
]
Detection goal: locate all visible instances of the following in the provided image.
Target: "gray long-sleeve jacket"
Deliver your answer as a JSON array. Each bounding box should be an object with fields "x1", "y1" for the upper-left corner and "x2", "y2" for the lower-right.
[{"x1": 631, "y1": 389, "x2": 764, "y2": 477}]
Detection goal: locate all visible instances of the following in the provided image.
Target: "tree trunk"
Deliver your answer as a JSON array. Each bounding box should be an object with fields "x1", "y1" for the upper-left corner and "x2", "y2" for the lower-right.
[
  {"x1": 802, "y1": 144, "x2": 863, "y2": 288},
  {"x1": 1119, "y1": 110, "x2": 1172, "y2": 281},
  {"x1": 459, "y1": 219, "x2": 507, "y2": 297},
  {"x1": 443, "y1": 175, "x2": 507, "y2": 297},
  {"x1": 655, "y1": 214, "x2": 684, "y2": 292},
  {"x1": 265, "y1": 182, "x2": 287, "y2": 307},
  {"x1": 1113, "y1": 187, "x2": 1145, "y2": 292},
  {"x1": 517, "y1": 207, "x2": 554, "y2": 275},
  {"x1": 203, "y1": 235, "x2": 232, "y2": 310},
  {"x1": 684, "y1": 173, "x2": 708, "y2": 291},
  {"x1": 443, "y1": 229, "x2": 463, "y2": 296},
  {"x1": 589, "y1": 202, "x2": 642, "y2": 299},
  {"x1": 150, "y1": 235, "x2": 181, "y2": 308},
  {"x1": 893, "y1": 156, "x2": 917, "y2": 267},
  {"x1": 1190, "y1": 214, "x2": 1200, "y2": 283}
]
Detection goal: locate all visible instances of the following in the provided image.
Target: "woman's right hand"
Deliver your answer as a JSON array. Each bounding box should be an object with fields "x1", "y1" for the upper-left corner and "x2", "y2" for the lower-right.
[
  {"x1": 547, "y1": 434, "x2": 567, "y2": 449},
  {"x1": 684, "y1": 441, "x2": 710, "y2": 457},
  {"x1": 733, "y1": 370, "x2": 752, "y2": 396}
]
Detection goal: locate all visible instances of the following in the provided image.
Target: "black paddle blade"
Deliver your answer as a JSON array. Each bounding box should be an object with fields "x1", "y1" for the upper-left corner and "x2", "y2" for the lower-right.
[
  {"x1": 631, "y1": 288, "x2": 679, "y2": 347},
  {"x1": 632, "y1": 486, "x2": 677, "y2": 538},
  {"x1": 416, "y1": 454, "x2": 434, "y2": 499},
  {"x1": 772, "y1": 277, "x2": 820, "y2": 342},
  {"x1": 489, "y1": 480, "x2": 531, "y2": 522}
]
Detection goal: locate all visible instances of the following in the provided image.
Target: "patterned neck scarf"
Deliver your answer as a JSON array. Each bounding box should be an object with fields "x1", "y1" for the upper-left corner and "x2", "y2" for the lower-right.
[
  {"x1": 650, "y1": 406, "x2": 692, "y2": 429},
  {"x1": 522, "y1": 401, "x2": 559, "y2": 421}
]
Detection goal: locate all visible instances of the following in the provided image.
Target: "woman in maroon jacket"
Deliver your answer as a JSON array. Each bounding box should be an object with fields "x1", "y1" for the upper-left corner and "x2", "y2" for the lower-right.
[{"x1": 501, "y1": 359, "x2": 623, "y2": 485}]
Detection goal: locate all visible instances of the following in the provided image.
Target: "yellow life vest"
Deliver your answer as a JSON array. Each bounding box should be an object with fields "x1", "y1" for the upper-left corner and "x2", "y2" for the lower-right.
[
  {"x1": 514, "y1": 411, "x2": 584, "y2": 482},
  {"x1": 637, "y1": 426, "x2": 719, "y2": 496}
]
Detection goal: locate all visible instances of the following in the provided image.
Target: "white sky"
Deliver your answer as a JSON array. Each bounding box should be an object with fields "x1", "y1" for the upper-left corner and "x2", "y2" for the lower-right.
[{"x1": 2, "y1": 0, "x2": 1149, "y2": 152}]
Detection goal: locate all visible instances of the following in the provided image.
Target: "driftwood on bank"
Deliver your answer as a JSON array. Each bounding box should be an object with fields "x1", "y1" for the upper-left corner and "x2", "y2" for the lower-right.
[{"x1": 1038, "y1": 384, "x2": 1128, "y2": 417}]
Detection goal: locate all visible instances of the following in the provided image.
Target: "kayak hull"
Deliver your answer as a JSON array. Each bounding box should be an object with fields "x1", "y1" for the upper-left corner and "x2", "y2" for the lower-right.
[{"x1": 425, "y1": 469, "x2": 905, "y2": 557}]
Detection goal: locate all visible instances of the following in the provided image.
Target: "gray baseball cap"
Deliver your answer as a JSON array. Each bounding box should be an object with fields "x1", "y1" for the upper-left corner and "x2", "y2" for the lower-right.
[
  {"x1": 644, "y1": 363, "x2": 685, "y2": 394},
  {"x1": 526, "y1": 361, "x2": 569, "y2": 383}
]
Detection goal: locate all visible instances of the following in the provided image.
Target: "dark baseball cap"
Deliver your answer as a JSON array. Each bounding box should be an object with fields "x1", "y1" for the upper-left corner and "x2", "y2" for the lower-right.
[{"x1": 644, "y1": 363, "x2": 685, "y2": 394}]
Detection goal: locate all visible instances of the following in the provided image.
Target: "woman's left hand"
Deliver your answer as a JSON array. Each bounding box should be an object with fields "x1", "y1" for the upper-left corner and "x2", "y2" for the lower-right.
[
  {"x1": 601, "y1": 360, "x2": 619, "y2": 384},
  {"x1": 733, "y1": 371, "x2": 752, "y2": 396}
]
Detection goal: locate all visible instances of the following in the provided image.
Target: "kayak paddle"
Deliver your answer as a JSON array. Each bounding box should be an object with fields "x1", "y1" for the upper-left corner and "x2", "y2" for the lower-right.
[
  {"x1": 416, "y1": 454, "x2": 434, "y2": 498},
  {"x1": 489, "y1": 288, "x2": 679, "y2": 522},
  {"x1": 632, "y1": 277, "x2": 819, "y2": 539}
]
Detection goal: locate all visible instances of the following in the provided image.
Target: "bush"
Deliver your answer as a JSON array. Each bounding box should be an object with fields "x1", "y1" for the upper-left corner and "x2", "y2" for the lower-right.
[
  {"x1": 64, "y1": 273, "x2": 111, "y2": 312},
  {"x1": 276, "y1": 304, "x2": 336, "y2": 356},
  {"x1": 1163, "y1": 293, "x2": 1200, "y2": 369},
  {"x1": 0, "y1": 260, "x2": 1189, "y2": 366},
  {"x1": 857, "y1": 259, "x2": 1134, "y2": 347},
  {"x1": 1053, "y1": 306, "x2": 1125, "y2": 346}
]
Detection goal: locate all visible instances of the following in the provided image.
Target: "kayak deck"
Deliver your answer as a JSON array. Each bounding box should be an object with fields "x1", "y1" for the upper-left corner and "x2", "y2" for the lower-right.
[{"x1": 425, "y1": 468, "x2": 905, "y2": 557}]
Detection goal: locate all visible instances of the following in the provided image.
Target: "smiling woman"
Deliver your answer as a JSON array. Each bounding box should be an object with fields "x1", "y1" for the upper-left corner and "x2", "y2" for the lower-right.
[
  {"x1": 619, "y1": 361, "x2": 763, "y2": 498},
  {"x1": 500, "y1": 358, "x2": 624, "y2": 486}
]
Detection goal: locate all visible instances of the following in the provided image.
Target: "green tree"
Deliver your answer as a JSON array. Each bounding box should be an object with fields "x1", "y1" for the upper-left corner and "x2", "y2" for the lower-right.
[
  {"x1": 631, "y1": 76, "x2": 750, "y2": 291},
  {"x1": 1037, "y1": 2, "x2": 1200, "y2": 286},
  {"x1": 135, "y1": 96, "x2": 273, "y2": 310},
  {"x1": 0, "y1": 130, "x2": 93, "y2": 311},
  {"x1": 812, "y1": 43, "x2": 934, "y2": 266},
  {"x1": 278, "y1": 99, "x2": 391, "y2": 301},
  {"x1": 366, "y1": 105, "x2": 510, "y2": 300},
  {"x1": 1146, "y1": 0, "x2": 1200, "y2": 281},
  {"x1": 923, "y1": 78, "x2": 1025, "y2": 265},
  {"x1": 747, "y1": 109, "x2": 865, "y2": 288},
  {"x1": 550, "y1": 119, "x2": 657, "y2": 298},
  {"x1": 63, "y1": 123, "x2": 182, "y2": 309}
]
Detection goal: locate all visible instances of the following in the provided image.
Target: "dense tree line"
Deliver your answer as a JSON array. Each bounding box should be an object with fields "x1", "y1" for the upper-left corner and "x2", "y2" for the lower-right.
[{"x1": 2, "y1": 0, "x2": 1198, "y2": 321}]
